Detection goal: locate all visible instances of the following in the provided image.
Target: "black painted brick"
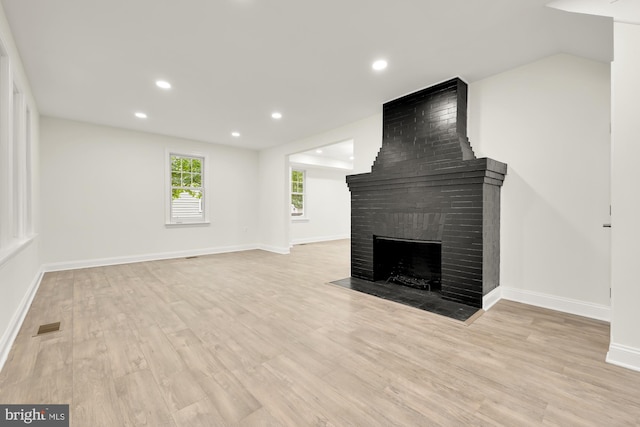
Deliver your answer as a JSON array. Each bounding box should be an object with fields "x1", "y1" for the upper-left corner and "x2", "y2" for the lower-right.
[{"x1": 347, "y1": 77, "x2": 506, "y2": 308}]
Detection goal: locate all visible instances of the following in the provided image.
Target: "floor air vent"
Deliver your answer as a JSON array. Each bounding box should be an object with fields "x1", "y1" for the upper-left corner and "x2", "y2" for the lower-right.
[{"x1": 36, "y1": 322, "x2": 60, "y2": 336}]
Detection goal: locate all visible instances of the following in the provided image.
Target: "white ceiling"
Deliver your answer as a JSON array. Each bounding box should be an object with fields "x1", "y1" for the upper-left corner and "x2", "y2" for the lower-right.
[
  {"x1": 289, "y1": 139, "x2": 354, "y2": 170},
  {"x1": 548, "y1": 0, "x2": 640, "y2": 24},
  {"x1": 1, "y1": 0, "x2": 613, "y2": 151}
]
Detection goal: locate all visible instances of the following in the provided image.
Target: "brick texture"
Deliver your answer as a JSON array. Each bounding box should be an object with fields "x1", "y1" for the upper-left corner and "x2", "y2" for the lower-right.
[{"x1": 347, "y1": 78, "x2": 507, "y2": 308}]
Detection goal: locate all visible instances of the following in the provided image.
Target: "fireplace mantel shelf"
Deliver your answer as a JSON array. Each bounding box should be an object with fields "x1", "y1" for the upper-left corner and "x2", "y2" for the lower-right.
[{"x1": 347, "y1": 157, "x2": 507, "y2": 189}]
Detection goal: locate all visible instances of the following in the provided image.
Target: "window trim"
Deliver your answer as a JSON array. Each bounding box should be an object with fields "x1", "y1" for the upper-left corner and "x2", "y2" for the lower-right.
[
  {"x1": 0, "y1": 48, "x2": 12, "y2": 250},
  {"x1": 13, "y1": 87, "x2": 26, "y2": 239},
  {"x1": 0, "y1": 39, "x2": 36, "y2": 262},
  {"x1": 25, "y1": 107, "x2": 33, "y2": 235},
  {"x1": 165, "y1": 150, "x2": 210, "y2": 226},
  {"x1": 0, "y1": 234, "x2": 36, "y2": 268}
]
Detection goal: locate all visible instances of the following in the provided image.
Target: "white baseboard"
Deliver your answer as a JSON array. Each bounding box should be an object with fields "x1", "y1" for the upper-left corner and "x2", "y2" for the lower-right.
[
  {"x1": 483, "y1": 287, "x2": 502, "y2": 311},
  {"x1": 0, "y1": 269, "x2": 44, "y2": 373},
  {"x1": 607, "y1": 343, "x2": 640, "y2": 372},
  {"x1": 291, "y1": 234, "x2": 350, "y2": 246},
  {"x1": 257, "y1": 244, "x2": 290, "y2": 255},
  {"x1": 500, "y1": 286, "x2": 611, "y2": 322},
  {"x1": 42, "y1": 244, "x2": 261, "y2": 272}
]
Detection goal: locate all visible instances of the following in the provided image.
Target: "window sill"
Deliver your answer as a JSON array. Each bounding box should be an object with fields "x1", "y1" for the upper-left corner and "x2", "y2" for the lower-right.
[
  {"x1": 165, "y1": 221, "x2": 211, "y2": 228},
  {"x1": 291, "y1": 217, "x2": 309, "y2": 223},
  {"x1": 0, "y1": 234, "x2": 38, "y2": 268}
]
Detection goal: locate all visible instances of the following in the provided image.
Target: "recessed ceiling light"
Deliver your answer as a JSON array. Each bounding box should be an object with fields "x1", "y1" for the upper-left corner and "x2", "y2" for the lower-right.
[
  {"x1": 231, "y1": 132, "x2": 240, "y2": 137},
  {"x1": 271, "y1": 112, "x2": 282, "y2": 119},
  {"x1": 349, "y1": 156, "x2": 354, "y2": 160},
  {"x1": 135, "y1": 112, "x2": 147, "y2": 119},
  {"x1": 316, "y1": 149, "x2": 323, "y2": 154},
  {"x1": 372, "y1": 59, "x2": 388, "y2": 71},
  {"x1": 155, "y1": 80, "x2": 171, "y2": 89}
]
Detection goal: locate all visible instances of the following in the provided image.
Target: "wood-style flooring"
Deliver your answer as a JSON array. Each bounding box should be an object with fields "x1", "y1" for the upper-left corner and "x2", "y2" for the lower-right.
[{"x1": 1, "y1": 239, "x2": 639, "y2": 426}]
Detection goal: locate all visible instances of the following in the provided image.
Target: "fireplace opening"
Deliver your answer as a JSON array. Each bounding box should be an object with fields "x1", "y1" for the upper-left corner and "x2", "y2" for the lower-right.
[{"x1": 374, "y1": 236, "x2": 442, "y2": 293}]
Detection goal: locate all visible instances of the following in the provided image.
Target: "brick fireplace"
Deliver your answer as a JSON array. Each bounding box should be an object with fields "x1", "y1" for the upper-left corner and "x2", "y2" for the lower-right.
[{"x1": 346, "y1": 78, "x2": 506, "y2": 308}]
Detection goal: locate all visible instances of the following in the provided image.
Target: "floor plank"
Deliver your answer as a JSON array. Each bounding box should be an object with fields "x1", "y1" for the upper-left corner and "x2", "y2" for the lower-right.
[{"x1": 1, "y1": 239, "x2": 639, "y2": 426}]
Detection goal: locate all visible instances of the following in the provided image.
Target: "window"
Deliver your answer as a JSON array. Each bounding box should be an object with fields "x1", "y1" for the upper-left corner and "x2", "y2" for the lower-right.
[
  {"x1": 0, "y1": 52, "x2": 9, "y2": 251},
  {"x1": 291, "y1": 169, "x2": 305, "y2": 217},
  {"x1": 168, "y1": 153, "x2": 206, "y2": 224},
  {"x1": 13, "y1": 86, "x2": 25, "y2": 238},
  {"x1": 0, "y1": 46, "x2": 36, "y2": 265}
]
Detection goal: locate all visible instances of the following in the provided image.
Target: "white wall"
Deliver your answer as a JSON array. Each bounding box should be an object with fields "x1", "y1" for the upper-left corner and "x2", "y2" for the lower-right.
[
  {"x1": 468, "y1": 54, "x2": 611, "y2": 318},
  {"x1": 290, "y1": 166, "x2": 350, "y2": 245},
  {"x1": 40, "y1": 117, "x2": 260, "y2": 268},
  {"x1": 608, "y1": 22, "x2": 640, "y2": 371},
  {"x1": 0, "y1": 3, "x2": 42, "y2": 369},
  {"x1": 258, "y1": 114, "x2": 382, "y2": 253},
  {"x1": 258, "y1": 53, "x2": 612, "y2": 319}
]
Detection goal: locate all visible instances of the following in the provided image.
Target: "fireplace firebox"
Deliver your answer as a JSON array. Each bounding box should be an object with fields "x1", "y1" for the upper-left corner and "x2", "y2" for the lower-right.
[
  {"x1": 346, "y1": 77, "x2": 507, "y2": 309},
  {"x1": 374, "y1": 237, "x2": 441, "y2": 292}
]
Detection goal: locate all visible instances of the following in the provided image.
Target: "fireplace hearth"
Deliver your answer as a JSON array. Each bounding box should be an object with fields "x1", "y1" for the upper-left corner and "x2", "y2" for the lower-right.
[{"x1": 345, "y1": 77, "x2": 507, "y2": 311}]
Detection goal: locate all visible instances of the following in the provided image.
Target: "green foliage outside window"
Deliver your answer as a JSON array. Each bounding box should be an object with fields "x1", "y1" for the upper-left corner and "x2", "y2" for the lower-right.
[
  {"x1": 291, "y1": 194, "x2": 303, "y2": 209},
  {"x1": 291, "y1": 169, "x2": 304, "y2": 216},
  {"x1": 171, "y1": 155, "x2": 203, "y2": 199}
]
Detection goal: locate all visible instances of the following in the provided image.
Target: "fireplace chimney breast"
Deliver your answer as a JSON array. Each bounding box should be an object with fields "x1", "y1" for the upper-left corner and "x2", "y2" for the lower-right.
[{"x1": 346, "y1": 77, "x2": 507, "y2": 308}]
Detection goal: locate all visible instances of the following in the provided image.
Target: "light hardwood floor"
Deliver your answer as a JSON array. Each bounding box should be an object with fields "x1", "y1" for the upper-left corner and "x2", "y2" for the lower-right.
[{"x1": 1, "y1": 239, "x2": 639, "y2": 426}]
